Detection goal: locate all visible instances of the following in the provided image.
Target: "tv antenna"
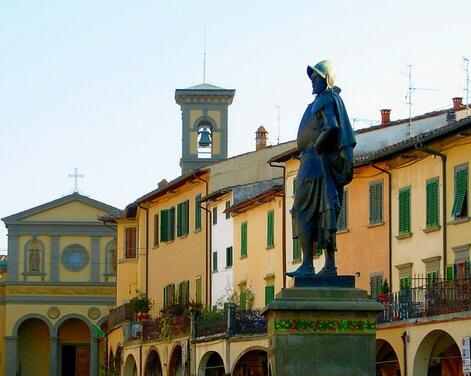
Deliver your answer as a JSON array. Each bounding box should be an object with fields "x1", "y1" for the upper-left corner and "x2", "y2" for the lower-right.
[
  {"x1": 203, "y1": 25, "x2": 207, "y2": 84},
  {"x1": 405, "y1": 65, "x2": 441, "y2": 137},
  {"x1": 462, "y1": 56, "x2": 470, "y2": 115},
  {"x1": 274, "y1": 104, "x2": 281, "y2": 144}
]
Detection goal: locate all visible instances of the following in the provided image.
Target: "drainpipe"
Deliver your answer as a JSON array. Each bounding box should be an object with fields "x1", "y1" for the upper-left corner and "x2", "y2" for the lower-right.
[
  {"x1": 138, "y1": 204, "x2": 150, "y2": 296},
  {"x1": 371, "y1": 164, "x2": 393, "y2": 292},
  {"x1": 193, "y1": 175, "x2": 210, "y2": 307},
  {"x1": 401, "y1": 331, "x2": 408, "y2": 376},
  {"x1": 415, "y1": 143, "x2": 447, "y2": 277},
  {"x1": 269, "y1": 162, "x2": 287, "y2": 288}
]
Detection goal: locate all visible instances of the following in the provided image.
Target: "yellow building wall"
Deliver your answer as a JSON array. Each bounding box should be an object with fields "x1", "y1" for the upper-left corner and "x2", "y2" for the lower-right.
[
  {"x1": 24, "y1": 201, "x2": 109, "y2": 222},
  {"x1": 17, "y1": 318, "x2": 50, "y2": 376},
  {"x1": 445, "y1": 140, "x2": 471, "y2": 266},
  {"x1": 146, "y1": 178, "x2": 208, "y2": 311},
  {"x1": 232, "y1": 197, "x2": 283, "y2": 309},
  {"x1": 116, "y1": 218, "x2": 140, "y2": 306},
  {"x1": 390, "y1": 154, "x2": 443, "y2": 288}
]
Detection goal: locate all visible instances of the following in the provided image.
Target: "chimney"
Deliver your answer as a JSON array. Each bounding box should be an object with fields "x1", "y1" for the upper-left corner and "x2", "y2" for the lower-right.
[
  {"x1": 158, "y1": 179, "x2": 168, "y2": 189},
  {"x1": 380, "y1": 109, "x2": 391, "y2": 125},
  {"x1": 452, "y1": 97, "x2": 463, "y2": 111},
  {"x1": 255, "y1": 126, "x2": 268, "y2": 150}
]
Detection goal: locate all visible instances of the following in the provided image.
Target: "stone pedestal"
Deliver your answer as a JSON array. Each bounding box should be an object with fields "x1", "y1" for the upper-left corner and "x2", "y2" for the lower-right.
[{"x1": 263, "y1": 286, "x2": 383, "y2": 376}]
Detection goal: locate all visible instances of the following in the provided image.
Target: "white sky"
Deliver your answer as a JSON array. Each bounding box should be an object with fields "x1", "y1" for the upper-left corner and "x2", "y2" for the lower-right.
[{"x1": 1, "y1": 0, "x2": 471, "y2": 251}]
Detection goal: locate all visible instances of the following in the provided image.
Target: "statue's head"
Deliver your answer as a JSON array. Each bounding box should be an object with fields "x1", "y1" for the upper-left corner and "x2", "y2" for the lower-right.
[{"x1": 307, "y1": 60, "x2": 335, "y2": 94}]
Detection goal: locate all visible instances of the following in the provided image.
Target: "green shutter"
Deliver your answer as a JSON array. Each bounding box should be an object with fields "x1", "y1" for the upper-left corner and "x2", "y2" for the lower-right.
[
  {"x1": 169, "y1": 207, "x2": 176, "y2": 240},
  {"x1": 292, "y1": 238, "x2": 301, "y2": 261},
  {"x1": 163, "y1": 287, "x2": 167, "y2": 308},
  {"x1": 195, "y1": 277, "x2": 202, "y2": 304},
  {"x1": 370, "y1": 275, "x2": 382, "y2": 299},
  {"x1": 400, "y1": 276, "x2": 411, "y2": 290},
  {"x1": 153, "y1": 214, "x2": 159, "y2": 246},
  {"x1": 178, "y1": 282, "x2": 183, "y2": 305},
  {"x1": 160, "y1": 209, "x2": 169, "y2": 242},
  {"x1": 212, "y1": 207, "x2": 217, "y2": 225},
  {"x1": 185, "y1": 280, "x2": 190, "y2": 305},
  {"x1": 265, "y1": 285, "x2": 275, "y2": 306},
  {"x1": 241, "y1": 222, "x2": 248, "y2": 257},
  {"x1": 267, "y1": 210, "x2": 274, "y2": 247},
  {"x1": 446, "y1": 265, "x2": 454, "y2": 281},
  {"x1": 369, "y1": 181, "x2": 383, "y2": 224},
  {"x1": 398, "y1": 187, "x2": 411, "y2": 234},
  {"x1": 177, "y1": 203, "x2": 183, "y2": 237},
  {"x1": 195, "y1": 194, "x2": 202, "y2": 231},
  {"x1": 337, "y1": 189, "x2": 347, "y2": 231},
  {"x1": 225, "y1": 201, "x2": 231, "y2": 219},
  {"x1": 452, "y1": 166, "x2": 468, "y2": 217},
  {"x1": 426, "y1": 178, "x2": 439, "y2": 228},
  {"x1": 184, "y1": 200, "x2": 190, "y2": 235},
  {"x1": 212, "y1": 251, "x2": 218, "y2": 272}
]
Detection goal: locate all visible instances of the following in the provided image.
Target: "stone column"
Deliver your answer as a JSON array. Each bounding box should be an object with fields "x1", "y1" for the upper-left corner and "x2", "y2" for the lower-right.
[
  {"x1": 89, "y1": 335, "x2": 98, "y2": 375},
  {"x1": 50, "y1": 236, "x2": 60, "y2": 282},
  {"x1": 5, "y1": 336, "x2": 18, "y2": 376},
  {"x1": 7, "y1": 235, "x2": 19, "y2": 282},
  {"x1": 91, "y1": 236, "x2": 101, "y2": 282},
  {"x1": 49, "y1": 336, "x2": 59, "y2": 376}
]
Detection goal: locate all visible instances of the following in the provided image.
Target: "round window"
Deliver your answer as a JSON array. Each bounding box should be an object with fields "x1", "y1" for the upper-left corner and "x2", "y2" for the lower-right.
[{"x1": 62, "y1": 244, "x2": 89, "y2": 272}]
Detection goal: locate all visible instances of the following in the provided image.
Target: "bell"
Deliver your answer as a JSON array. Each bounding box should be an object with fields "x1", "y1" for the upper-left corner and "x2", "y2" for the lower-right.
[{"x1": 198, "y1": 128, "x2": 212, "y2": 147}]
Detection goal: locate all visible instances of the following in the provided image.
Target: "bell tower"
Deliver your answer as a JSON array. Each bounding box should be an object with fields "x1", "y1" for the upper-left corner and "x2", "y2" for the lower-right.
[{"x1": 175, "y1": 83, "x2": 235, "y2": 174}]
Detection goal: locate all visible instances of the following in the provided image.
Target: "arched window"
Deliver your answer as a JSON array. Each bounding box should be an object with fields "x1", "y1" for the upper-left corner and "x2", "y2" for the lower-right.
[
  {"x1": 24, "y1": 237, "x2": 45, "y2": 276},
  {"x1": 197, "y1": 119, "x2": 212, "y2": 159}
]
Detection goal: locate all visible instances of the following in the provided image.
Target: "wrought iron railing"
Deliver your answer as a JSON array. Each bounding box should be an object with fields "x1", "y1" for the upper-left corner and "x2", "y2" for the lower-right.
[
  {"x1": 378, "y1": 278, "x2": 471, "y2": 323},
  {"x1": 195, "y1": 309, "x2": 226, "y2": 337},
  {"x1": 235, "y1": 309, "x2": 267, "y2": 335},
  {"x1": 108, "y1": 303, "x2": 135, "y2": 328}
]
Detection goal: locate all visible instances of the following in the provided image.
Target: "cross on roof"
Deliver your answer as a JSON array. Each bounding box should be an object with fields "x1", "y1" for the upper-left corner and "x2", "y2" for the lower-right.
[{"x1": 68, "y1": 168, "x2": 84, "y2": 193}]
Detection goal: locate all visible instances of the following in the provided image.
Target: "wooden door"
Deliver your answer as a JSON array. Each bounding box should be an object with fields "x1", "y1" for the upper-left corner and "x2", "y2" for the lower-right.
[{"x1": 75, "y1": 346, "x2": 89, "y2": 376}]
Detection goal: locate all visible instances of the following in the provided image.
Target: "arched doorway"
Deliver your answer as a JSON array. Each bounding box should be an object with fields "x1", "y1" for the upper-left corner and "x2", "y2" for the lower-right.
[
  {"x1": 18, "y1": 317, "x2": 51, "y2": 376},
  {"x1": 145, "y1": 349, "x2": 163, "y2": 376},
  {"x1": 58, "y1": 318, "x2": 90, "y2": 376},
  {"x1": 168, "y1": 345, "x2": 184, "y2": 376},
  {"x1": 198, "y1": 351, "x2": 225, "y2": 376},
  {"x1": 123, "y1": 354, "x2": 138, "y2": 376},
  {"x1": 376, "y1": 339, "x2": 401, "y2": 376},
  {"x1": 413, "y1": 330, "x2": 463, "y2": 376},
  {"x1": 232, "y1": 349, "x2": 268, "y2": 376}
]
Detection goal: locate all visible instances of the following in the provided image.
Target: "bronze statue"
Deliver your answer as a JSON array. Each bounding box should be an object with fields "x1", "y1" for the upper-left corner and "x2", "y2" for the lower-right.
[{"x1": 288, "y1": 60, "x2": 356, "y2": 278}]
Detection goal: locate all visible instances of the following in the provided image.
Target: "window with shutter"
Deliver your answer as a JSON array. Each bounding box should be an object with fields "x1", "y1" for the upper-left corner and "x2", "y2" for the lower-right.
[
  {"x1": 265, "y1": 285, "x2": 275, "y2": 306},
  {"x1": 241, "y1": 222, "x2": 248, "y2": 257},
  {"x1": 369, "y1": 181, "x2": 383, "y2": 225},
  {"x1": 426, "y1": 178, "x2": 439, "y2": 228},
  {"x1": 446, "y1": 265, "x2": 454, "y2": 281},
  {"x1": 184, "y1": 200, "x2": 190, "y2": 235},
  {"x1": 451, "y1": 165, "x2": 468, "y2": 217},
  {"x1": 178, "y1": 282, "x2": 183, "y2": 305},
  {"x1": 212, "y1": 207, "x2": 218, "y2": 225},
  {"x1": 292, "y1": 238, "x2": 301, "y2": 261},
  {"x1": 399, "y1": 276, "x2": 411, "y2": 290},
  {"x1": 267, "y1": 210, "x2": 274, "y2": 248},
  {"x1": 195, "y1": 194, "x2": 202, "y2": 231},
  {"x1": 337, "y1": 189, "x2": 348, "y2": 231},
  {"x1": 185, "y1": 280, "x2": 190, "y2": 305},
  {"x1": 195, "y1": 276, "x2": 202, "y2": 304},
  {"x1": 225, "y1": 201, "x2": 231, "y2": 219},
  {"x1": 153, "y1": 214, "x2": 159, "y2": 246},
  {"x1": 398, "y1": 187, "x2": 411, "y2": 234},
  {"x1": 177, "y1": 203, "x2": 183, "y2": 237},
  {"x1": 212, "y1": 251, "x2": 218, "y2": 272},
  {"x1": 226, "y1": 246, "x2": 233, "y2": 268},
  {"x1": 160, "y1": 210, "x2": 169, "y2": 242},
  {"x1": 125, "y1": 227, "x2": 137, "y2": 258},
  {"x1": 369, "y1": 274, "x2": 383, "y2": 299},
  {"x1": 169, "y1": 207, "x2": 176, "y2": 240}
]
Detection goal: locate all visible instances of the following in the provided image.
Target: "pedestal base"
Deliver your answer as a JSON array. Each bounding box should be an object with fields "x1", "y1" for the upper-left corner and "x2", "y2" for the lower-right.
[{"x1": 263, "y1": 286, "x2": 384, "y2": 376}]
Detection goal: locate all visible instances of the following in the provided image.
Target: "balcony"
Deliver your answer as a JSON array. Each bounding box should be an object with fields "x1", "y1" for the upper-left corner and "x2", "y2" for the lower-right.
[
  {"x1": 378, "y1": 278, "x2": 471, "y2": 323},
  {"x1": 108, "y1": 303, "x2": 136, "y2": 329}
]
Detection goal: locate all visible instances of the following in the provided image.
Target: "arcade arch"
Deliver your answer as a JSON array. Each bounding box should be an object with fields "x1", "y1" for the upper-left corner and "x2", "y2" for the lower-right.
[
  {"x1": 17, "y1": 317, "x2": 51, "y2": 376},
  {"x1": 376, "y1": 339, "x2": 401, "y2": 376},
  {"x1": 198, "y1": 351, "x2": 225, "y2": 376},
  {"x1": 145, "y1": 348, "x2": 163, "y2": 376},
  {"x1": 168, "y1": 344, "x2": 184, "y2": 376},
  {"x1": 232, "y1": 348, "x2": 268, "y2": 376},
  {"x1": 123, "y1": 354, "x2": 138, "y2": 376}
]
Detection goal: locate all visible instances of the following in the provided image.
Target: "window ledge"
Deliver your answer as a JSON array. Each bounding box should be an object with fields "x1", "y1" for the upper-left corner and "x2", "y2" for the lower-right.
[
  {"x1": 194, "y1": 228, "x2": 202, "y2": 233},
  {"x1": 225, "y1": 266, "x2": 233, "y2": 270},
  {"x1": 368, "y1": 222, "x2": 385, "y2": 228},
  {"x1": 292, "y1": 258, "x2": 301, "y2": 265},
  {"x1": 396, "y1": 232, "x2": 413, "y2": 240},
  {"x1": 451, "y1": 216, "x2": 470, "y2": 225},
  {"x1": 120, "y1": 258, "x2": 138, "y2": 263},
  {"x1": 337, "y1": 229, "x2": 349, "y2": 234},
  {"x1": 240, "y1": 255, "x2": 248, "y2": 260},
  {"x1": 178, "y1": 234, "x2": 189, "y2": 240},
  {"x1": 423, "y1": 225, "x2": 441, "y2": 233},
  {"x1": 266, "y1": 245, "x2": 275, "y2": 250}
]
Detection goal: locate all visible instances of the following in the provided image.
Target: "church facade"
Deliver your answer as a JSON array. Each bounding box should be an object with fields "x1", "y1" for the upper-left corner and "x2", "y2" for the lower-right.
[{"x1": 1, "y1": 193, "x2": 119, "y2": 376}]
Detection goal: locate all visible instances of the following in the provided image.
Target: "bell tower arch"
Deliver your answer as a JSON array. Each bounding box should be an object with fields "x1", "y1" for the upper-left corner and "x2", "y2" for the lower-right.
[{"x1": 175, "y1": 83, "x2": 235, "y2": 174}]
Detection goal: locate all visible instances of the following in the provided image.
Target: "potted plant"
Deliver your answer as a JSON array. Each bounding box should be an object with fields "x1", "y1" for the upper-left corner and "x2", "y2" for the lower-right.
[
  {"x1": 130, "y1": 290, "x2": 152, "y2": 321},
  {"x1": 379, "y1": 279, "x2": 390, "y2": 303}
]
